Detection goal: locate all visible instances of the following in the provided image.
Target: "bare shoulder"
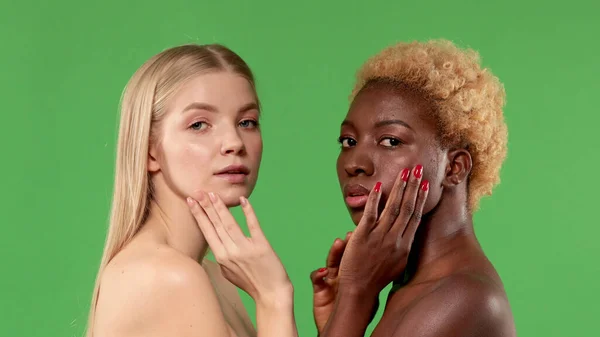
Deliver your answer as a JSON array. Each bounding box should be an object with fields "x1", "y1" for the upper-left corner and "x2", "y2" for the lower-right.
[
  {"x1": 391, "y1": 273, "x2": 516, "y2": 337},
  {"x1": 93, "y1": 245, "x2": 233, "y2": 337}
]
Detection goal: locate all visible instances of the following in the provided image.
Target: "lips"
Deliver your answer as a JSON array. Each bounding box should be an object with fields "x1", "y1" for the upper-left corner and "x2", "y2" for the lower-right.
[
  {"x1": 215, "y1": 165, "x2": 250, "y2": 175},
  {"x1": 343, "y1": 184, "x2": 370, "y2": 209},
  {"x1": 214, "y1": 165, "x2": 250, "y2": 184}
]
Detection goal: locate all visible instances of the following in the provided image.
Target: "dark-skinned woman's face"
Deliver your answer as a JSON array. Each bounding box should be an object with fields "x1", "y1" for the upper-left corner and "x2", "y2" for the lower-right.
[{"x1": 336, "y1": 82, "x2": 448, "y2": 225}]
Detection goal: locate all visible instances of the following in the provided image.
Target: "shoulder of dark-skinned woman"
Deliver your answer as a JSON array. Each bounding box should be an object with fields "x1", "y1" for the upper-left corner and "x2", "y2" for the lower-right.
[{"x1": 394, "y1": 274, "x2": 514, "y2": 336}]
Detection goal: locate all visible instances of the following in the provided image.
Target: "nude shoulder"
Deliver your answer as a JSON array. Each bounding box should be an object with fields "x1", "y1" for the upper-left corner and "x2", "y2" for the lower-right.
[
  {"x1": 391, "y1": 273, "x2": 515, "y2": 337},
  {"x1": 94, "y1": 246, "x2": 232, "y2": 337},
  {"x1": 436, "y1": 273, "x2": 512, "y2": 314}
]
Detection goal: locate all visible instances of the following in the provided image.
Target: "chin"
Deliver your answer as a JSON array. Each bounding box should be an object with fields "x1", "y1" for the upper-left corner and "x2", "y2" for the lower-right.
[
  {"x1": 217, "y1": 185, "x2": 252, "y2": 207},
  {"x1": 349, "y1": 209, "x2": 363, "y2": 226}
]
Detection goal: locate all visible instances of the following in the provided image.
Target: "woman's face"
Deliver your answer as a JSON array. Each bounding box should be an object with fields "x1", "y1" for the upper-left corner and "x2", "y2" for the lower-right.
[
  {"x1": 149, "y1": 71, "x2": 263, "y2": 206},
  {"x1": 336, "y1": 82, "x2": 447, "y2": 225}
]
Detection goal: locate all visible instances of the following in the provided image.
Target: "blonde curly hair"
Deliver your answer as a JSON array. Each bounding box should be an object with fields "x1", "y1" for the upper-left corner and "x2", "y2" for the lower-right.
[{"x1": 351, "y1": 39, "x2": 508, "y2": 212}]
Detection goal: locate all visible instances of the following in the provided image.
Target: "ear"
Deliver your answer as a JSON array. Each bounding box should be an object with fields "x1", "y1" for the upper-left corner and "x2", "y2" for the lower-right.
[
  {"x1": 148, "y1": 144, "x2": 161, "y2": 173},
  {"x1": 442, "y1": 149, "x2": 472, "y2": 188}
]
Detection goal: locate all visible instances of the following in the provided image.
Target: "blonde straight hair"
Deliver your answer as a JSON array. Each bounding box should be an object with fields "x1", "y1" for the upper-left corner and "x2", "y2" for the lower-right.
[{"x1": 86, "y1": 44, "x2": 257, "y2": 336}]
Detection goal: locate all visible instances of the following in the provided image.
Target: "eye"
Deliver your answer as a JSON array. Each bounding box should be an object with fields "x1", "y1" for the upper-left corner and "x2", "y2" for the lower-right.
[
  {"x1": 338, "y1": 136, "x2": 357, "y2": 148},
  {"x1": 189, "y1": 121, "x2": 208, "y2": 131},
  {"x1": 239, "y1": 119, "x2": 259, "y2": 128},
  {"x1": 379, "y1": 137, "x2": 402, "y2": 147}
]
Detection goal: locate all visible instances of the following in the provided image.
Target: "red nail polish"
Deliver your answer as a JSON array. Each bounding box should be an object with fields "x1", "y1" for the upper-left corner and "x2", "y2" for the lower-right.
[
  {"x1": 414, "y1": 165, "x2": 423, "y2": 179},
  {"x1": 318, "y1": 268, "x2": 327, "y2": 273},
  {"x1": 374, "y1": 182, "x2": 382, "y2": 192},
  {"x1": 401, "y1": 168, "x2": 410, "y2": 181},
  {"x1": 421, "y1": 180, "x2": 429, "y2": 191}
]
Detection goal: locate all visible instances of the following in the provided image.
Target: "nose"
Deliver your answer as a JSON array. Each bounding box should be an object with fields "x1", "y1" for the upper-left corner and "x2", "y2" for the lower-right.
[
  {"x1": 344, "y1": 148, "x2": 374, "y2": 177},
  {"x1": 220, "y1": 127, "x2": 245, "y2": 155}
]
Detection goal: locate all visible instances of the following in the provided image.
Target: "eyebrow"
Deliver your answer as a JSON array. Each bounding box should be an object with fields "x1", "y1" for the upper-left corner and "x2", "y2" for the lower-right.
[
  {"x1": 374, "y1": 119, "x2": 413, "y2": 130},
  {"x1": 341, "y1": 119, "x2": 413, "y2": 130},
  {"x1": 182, "y1": 102, "x2": 260, "y2": 114}
]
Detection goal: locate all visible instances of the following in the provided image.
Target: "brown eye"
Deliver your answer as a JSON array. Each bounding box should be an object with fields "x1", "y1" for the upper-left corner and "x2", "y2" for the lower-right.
[
  {"x1": 338, "y1": 137, "x2": 357, "y2": 148},
  {"x1": 379, "y1": 137, "x2": 402, "y2": 147}
]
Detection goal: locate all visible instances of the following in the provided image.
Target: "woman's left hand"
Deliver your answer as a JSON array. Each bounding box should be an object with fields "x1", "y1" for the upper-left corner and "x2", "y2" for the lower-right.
[{"x1": 187, "y1": 192, "x2": 292, "y2": 306}]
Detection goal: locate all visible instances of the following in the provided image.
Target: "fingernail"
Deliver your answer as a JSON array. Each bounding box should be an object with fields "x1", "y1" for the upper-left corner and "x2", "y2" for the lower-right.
[
  {"x1": 421, "y1": 180, "x2": 429, "y2": 191},
  {"x1": 414, "y1": 165, "x2": 423, "y2": 179},
  {"x1": 401, "y1": 168, "x2": 410, "y2": 182},
  {"x1": 374, "y1": 182, "x2": 382, "y2": 192},
  {"x1": 240, "y1": 196, "x2": 248, "y2": 206},
  {"x1": 186, "y1": 197, "x2": 194, "y2": 206},
  {"x1": 318, "y1": 268, "x2": 327, "y2": 273},
  {"x1": 208, "y1": 192, "x2": 216, "y2": 202}
]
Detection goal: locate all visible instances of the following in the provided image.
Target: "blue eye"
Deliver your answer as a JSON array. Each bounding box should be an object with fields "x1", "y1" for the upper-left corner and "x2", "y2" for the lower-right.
[
  {"x1": 239, "y1": 119, "x2": 258, "y2": 128},
  {"x1": 190, "y1": 121, "x2": 208, "y2": 131},
  {"x1": 338, "y1": 137, "x2": 357, "y2": 148},
  {"x1": 379, "y1": 137, "x2": 402, "y2": 147}
]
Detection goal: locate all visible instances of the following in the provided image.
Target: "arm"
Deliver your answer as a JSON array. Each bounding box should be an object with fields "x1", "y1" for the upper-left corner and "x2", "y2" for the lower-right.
[
  {"x1": 255, "y1": 284, "x2": 298, "y2": 337},
  {"x1": 310, "y1": 232, "x2": 380, "y2": 335},
  {"x1": 319, "y1": 287, "x2": 379, "y2": 337},
  {"x1": 320, "y1": 165, "x2": 429, "y2": 337}
]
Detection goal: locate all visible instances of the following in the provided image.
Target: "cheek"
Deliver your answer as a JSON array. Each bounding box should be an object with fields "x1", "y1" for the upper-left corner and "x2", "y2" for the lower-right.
[
  {"x1": 374, "y1": 153, "x2": 413, "y2": 192},
  {"x1": 421, "y1": 152, "x2": 446, "y2": 213},
  {"x1": 374, "y1": 151, "x2": 442, "y2": 209},
  {"x1": 181, "y1": 144, "x2": 212, "y2": 173},
  {"x1": 241, "y1": 133, "x2": 263, "y2": 179},
  {"x1": 246, "y1": 134, "x2": 263, "y2": 160},
  {"x1": 160, "y1": 137, "x2": 215, "y2": 196},
  {"x1": 336, "y1": 154, "x2": 344, "y2": 183}
]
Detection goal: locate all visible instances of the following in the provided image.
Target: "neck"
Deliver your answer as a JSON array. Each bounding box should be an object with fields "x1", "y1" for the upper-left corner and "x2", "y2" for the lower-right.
[
  {"x1": 401, "y1": 188, "x2": 478, "y2": 283},
  {"x1": 143, "y1": 176, "x2": 209, "y2": 261}
]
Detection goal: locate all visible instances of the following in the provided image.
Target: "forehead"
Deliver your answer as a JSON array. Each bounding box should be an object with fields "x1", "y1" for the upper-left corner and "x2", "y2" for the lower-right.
[
  {"x1": 170, "y1": 72, "x2": 256, "y2": 111},
  {"x1": 345, "y1": 83, "x2": 436, "y2": 131}
]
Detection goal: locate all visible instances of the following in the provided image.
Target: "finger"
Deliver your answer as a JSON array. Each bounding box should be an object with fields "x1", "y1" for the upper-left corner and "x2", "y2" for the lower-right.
[
  {"x1": 197, "y1": 192, "x2": 235, "y2": 246},
  {"x1": 310, "y1": 267, "x2": 330, "y2": 293},
  {"x1": 209, "y1": 193, "x2": 247, "y2": 243},
  {"x1": 239, "y1": 197, "x2": 267, "y2": 241},
  {"x1": 344, "y1": 231, "x2": 353, "y2": 242},
  {"x1": 390, "y1": 164, "x2": 424, "y2": 236},
  {"x1": 377, "y1": 167, "x2": 410, "y2": 231},
  {"x1": 325, "y1": 238, "x2": 346, "y2": 279},
  {"x1": 401, "y1": 179, "x2": 429, "y2": 245},
  {"x1": 187, "y1": 197, "x2": 226, "y2": 258},
  {"x1": 356, "y1": 181, "x2": 383, "y2": 233}
]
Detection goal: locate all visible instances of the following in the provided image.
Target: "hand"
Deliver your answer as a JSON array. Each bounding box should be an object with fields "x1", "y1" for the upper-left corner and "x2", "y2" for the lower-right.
[
  {"x1": 310, "y1": 232, "x2": 352, "y2": 334},
  {"x1": 187, "y1": 192, "x2": 292, "y2": 306},
  {"x1": 338, "y1": 165, "x2": 429, "y2": 299}
]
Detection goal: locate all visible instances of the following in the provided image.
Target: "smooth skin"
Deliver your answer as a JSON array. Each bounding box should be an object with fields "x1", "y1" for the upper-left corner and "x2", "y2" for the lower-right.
[
  {"x1": 189, "y1": 162, "x2": 427, "y2": 337},
  {"x1": 93, "y1": 72, "x2": 266, "y2": 337},
  {"x1": 189, "y1": 82, "x2": 515, "y2": 337},
  {"x1": 188, "y1": 193, "x2": 298, "y2": 337},
  {"x1": 312, "y1": 82, "x2": 516, "y2": 336}
]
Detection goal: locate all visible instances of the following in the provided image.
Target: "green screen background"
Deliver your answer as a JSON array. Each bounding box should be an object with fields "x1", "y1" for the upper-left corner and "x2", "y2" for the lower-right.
[{"x1": 1, "y1": 0, "x2": 598, "y2": 336}]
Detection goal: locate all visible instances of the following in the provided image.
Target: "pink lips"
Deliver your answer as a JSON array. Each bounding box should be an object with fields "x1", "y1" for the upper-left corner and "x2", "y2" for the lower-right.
[
  {"x1": 214, "y1": 164, "x2": 250, "y2": 184},
  {"x1": 345, "y1": 195, "x2": 369, "y2": 208},
  {"x1": 343, "y1": 184, "x2": 370, "y2": 209}
]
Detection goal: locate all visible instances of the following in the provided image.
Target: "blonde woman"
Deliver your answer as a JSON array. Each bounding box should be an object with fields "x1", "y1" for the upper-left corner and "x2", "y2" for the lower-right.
[{"x1": 87, "y1": 44, "x2": 298, "y2": 337}]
